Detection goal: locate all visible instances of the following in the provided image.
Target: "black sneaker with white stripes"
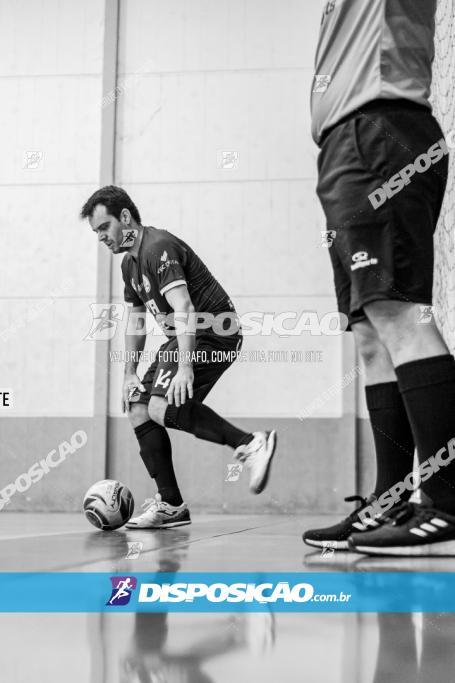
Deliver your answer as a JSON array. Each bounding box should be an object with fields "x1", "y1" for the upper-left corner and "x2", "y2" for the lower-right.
[
  {"x1": 349, "y1": 501, "x2": 455, "y2": 556},
  {"x1": 302, "y1": 494, "x2": 384, "y2": 550}
]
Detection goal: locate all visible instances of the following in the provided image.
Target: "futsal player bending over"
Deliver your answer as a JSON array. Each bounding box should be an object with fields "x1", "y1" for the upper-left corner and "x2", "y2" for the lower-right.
[
  {"x1": 304, "y1": 0, "x2": 455, "y2": 556},
  {"x1": 81, "y1": 186, "x2": 277, "y2": 528}
]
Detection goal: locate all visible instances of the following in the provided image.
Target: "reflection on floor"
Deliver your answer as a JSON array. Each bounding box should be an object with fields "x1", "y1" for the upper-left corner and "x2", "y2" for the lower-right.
[
  {"x1": 3, "y1": 611, "x2": 455, "y2": 683},
  {"x1": 1, "y1": 513, "x2": 454, "y2": 682},
  {"x1": 4, "y1": 512, "x2": 455, "y2": 573}
]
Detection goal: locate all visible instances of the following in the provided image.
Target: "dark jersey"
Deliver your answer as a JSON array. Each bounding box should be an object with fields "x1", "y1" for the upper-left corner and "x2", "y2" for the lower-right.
[{"x1": 121, "y1": 227, "x2": 236, "y2": 337}]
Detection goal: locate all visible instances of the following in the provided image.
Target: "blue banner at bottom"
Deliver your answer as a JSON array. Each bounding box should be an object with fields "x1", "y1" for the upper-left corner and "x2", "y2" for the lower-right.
[{"x1": 1, "y1": 572, "x2": 455, "y2": 612}]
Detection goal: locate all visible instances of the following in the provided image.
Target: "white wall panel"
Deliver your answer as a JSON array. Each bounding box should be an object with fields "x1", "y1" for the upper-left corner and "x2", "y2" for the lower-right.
[
  {"x1": 1, "y1": 0, "x2": 105, "y2": 420},
  {"x1": 1, "y1": 185, "x2": 99, "y2": 298},
  {"x1": 0, "y1": 0, "x2": 104, "y2": 76},
  {"x1": 0, "y1": 298, "x2": 96, "y2": 416},
  {"x1": 0, "y1": 77, "x2": 102, "y2": 185},
  {"x1": 115, "y1": 70, "x2": 315, "y2": 183},
  {"x1": 118, "y1": 0, "x2": 324, "y2": 74}
]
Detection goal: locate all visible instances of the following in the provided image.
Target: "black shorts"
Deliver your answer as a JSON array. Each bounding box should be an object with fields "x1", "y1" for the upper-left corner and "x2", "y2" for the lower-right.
[
  {"x1": 316, "y1": 99, "x2": 448, "y2": 329},
  {"x1": 129, "y1": 332, "x2": 243, "y2": 405}
]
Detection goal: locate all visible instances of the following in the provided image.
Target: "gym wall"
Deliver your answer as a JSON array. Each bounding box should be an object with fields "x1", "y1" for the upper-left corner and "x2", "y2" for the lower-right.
[{"x1": 1, "y1": 0, "x2": 365, "y2": 513}]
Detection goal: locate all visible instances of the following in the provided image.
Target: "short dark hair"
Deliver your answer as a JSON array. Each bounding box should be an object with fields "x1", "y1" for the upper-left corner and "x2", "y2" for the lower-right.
[{"x1": 80, "y1": 185, "x2": 141, "y2": 223}]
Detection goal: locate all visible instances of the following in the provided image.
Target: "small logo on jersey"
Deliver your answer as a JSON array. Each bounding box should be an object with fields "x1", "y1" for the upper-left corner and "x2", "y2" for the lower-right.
[
  {"x1": 350, "y1": 252, "x2": 378, "y2": 271},
  {"x1": 217, "y1": 150, "x2": 240, "y2": 169},
  {"x1": 23, "y1": 150, "x2": 44, "y2": 170},
  {"x1": 85, "y1": 304, "x2": 124, "y2": 341},
  {"x1": 131, "y1": 278, "x2": 143, "y2": 293},
  {"x1": 321, "y1": 230, "x2": 336, "y2": 247},
  {"x1": 120, "y1": 229, "x2": 138, "y2": 248},
  {"x1": 142, "y1": 275, "x2": 151, "y2": 293},
  {"x1": 225, "y1": 463, "x2": 243, "y2": 482},
  {"x1": 418, "y1": 305, "x2": 435, "y2": 324},
  {"x1": 313, "y1": 75, "x2": 331, "y2": 93},
  {"x1": 158, "y1": 256, "x2": 180, "y2": 273},
  {"x1": 106, "y1": 576, "x2": 137, "y2": 606}
]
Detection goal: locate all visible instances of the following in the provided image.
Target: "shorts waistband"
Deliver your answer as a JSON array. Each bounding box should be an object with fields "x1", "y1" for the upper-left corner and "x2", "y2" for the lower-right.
[{"x1": 319, "y1": 99, "x2": 433, "y2": 147}]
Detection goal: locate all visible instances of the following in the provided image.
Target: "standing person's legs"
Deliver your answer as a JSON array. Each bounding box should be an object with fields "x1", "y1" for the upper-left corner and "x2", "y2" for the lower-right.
[
  {"x1": 305, "y1": 100, "x2": 449, "y2": 551},
  {"x1": 302, "y1": 315, "x2": 416, "y2": 549},
  {"x1": 342, "y1": 104, "x2": 455, "y2": 554},
  {"x1": 364, "y1": 300, "x2": 455, "y2": 512},
  {"x1": 353, "y1": 319, "x2": 415, "y2": 503}
]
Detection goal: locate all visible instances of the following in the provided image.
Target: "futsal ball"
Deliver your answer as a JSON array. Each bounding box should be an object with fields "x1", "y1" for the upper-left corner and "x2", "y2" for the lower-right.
[{"x1": 83, "y1": 479, "x2": 134, "y2": 531}]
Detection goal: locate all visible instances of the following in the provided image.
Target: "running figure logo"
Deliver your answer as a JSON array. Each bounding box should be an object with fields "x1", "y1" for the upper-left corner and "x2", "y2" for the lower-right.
[
  {"x1": 120, "y1": 228, "x2": 138, "y2": 248},
  {"x1": 321, "y1": 542, "x2": 336, "y2": 559},
  {"x1": 225, "y1": 463, "x2": 243, "y2": 482},
  {"x1": 106, "y1": 576, "x2": 137, "y2": 606},
  {"x1": 321, "y1": 230, "x2": 336, "y2": 248},
  {"x1": 418, "y1": 305, "x2": 434, "y2": 324},
  {"x1": 85, "y1": 303, "x2": 124, "y2": 341},
  {"x1": 125, "y1": 542, "x2": 143, "y2": 559}
]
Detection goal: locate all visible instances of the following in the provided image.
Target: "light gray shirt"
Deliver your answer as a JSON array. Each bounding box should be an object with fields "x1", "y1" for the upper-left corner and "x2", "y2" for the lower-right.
[{"x1": 311, "y1": 0, "x2": 437, "y2": 144}]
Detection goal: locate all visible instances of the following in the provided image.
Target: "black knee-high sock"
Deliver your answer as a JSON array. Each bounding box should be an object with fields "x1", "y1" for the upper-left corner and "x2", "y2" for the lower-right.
[
  {"x1": 134, "y1": 420, "x2": 183, "y2": 506},
  {"x1": 365, "y1": 382, "x2": 415, "y2": 500},
  {"x1": 395, "y1": 354, "x2": 455, "y2": 513},
  {"x1": 164, "y1": 400, "x2": 252, "y2": 449}
]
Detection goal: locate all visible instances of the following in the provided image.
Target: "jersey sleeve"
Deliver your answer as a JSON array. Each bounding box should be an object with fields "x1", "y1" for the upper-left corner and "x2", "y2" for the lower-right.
[
  {"x1": 148, "y1": 240, "x2": 188, "y2": 296},
  {"x1": 121, "y1": 257, "x2": 143, "y2": 307}
]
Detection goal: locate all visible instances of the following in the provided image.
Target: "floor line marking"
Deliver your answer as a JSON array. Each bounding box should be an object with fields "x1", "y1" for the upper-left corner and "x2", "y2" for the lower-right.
[
  {"x1": 0, "y1": 517, "x2": 293, "y2": 544},
  {"x1": 0, "y1": 529, "x2": 88, "y2": 542},
  {"x1": 0, "y1": 520, "x2": 293, "y2": 571}
]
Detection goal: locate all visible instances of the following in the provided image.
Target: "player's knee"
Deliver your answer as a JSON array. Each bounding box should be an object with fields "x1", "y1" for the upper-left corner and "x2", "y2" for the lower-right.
[
  {"x1": 148, "y1": 396, "x2": 166, "y2": 426},
  {"x1": 127, "y1": 404, "x2": 150, "y2": 429},
  {"x1": 365, "y1": 301, "x2": 426, "y2": 350},
  {"x1": 353, "y1": 321, "x2": 384, "y2": 366},
  {"x1": 355, "y1": 330, "x2": 385, "y2": 366}
]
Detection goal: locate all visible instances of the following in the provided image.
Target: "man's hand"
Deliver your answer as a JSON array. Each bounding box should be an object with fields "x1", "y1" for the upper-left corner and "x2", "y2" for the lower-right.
[
  {"x1": 122, "y1": 373, "x2": 146, "y2": 413},
  {"x1": 166, "y1": 366, "x2": 194, "y2": 407}
]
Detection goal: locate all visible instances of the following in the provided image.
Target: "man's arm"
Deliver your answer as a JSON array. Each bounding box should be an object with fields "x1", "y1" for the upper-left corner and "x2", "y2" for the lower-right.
[
  {"x1": 121, "y1": 304, "x2": 147, "y2": 412},
  {"x1": 164, "y1": 284, "x2": 196, "y2": 406}
]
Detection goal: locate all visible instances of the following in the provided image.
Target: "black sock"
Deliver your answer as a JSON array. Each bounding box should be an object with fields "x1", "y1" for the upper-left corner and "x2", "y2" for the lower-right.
[
  {"x1": 365, "y1": 382, "x2": 415, "y2": 500},
  {"x1": 395, "y1": 354, "x2": 455, "y2": 513},
  {"x1": 164, "y1": 400, "x2": 253, "y2": 449},
  {"x1": 134, "y1": 420, "x2": 183, "y2": 506}
]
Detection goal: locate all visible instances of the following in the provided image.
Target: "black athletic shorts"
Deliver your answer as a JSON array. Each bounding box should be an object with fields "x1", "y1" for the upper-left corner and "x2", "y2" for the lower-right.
[
  {"x1": 316, "y1": 99, "x2": 448, "y2": 329},
  {"x1": 129, "y1": 331, "x2": 243, "y2": 404}
]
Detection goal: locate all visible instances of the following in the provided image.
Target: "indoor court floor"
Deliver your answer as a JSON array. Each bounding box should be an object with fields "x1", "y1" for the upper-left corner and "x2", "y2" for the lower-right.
[{"x1": 1, "y1": 512, "x2": 455, "y2": 682}]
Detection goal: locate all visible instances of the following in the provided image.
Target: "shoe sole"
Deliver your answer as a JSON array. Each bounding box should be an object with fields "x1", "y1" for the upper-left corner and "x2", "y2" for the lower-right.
[
  {"x1": 351, "y1": 539, "x2": 455, "y2": 557},
  {"x1": 126, "y1": 519, "x2": 192, "y2": 530},
  {"x1": 303, "y1": 538, "x2": 350, "y2": 551},
  {"x1": 251, "y1": 430, "x2": 277, "y2": 494}
]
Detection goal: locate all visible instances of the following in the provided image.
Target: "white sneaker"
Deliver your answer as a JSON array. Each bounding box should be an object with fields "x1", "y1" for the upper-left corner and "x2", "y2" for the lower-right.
[
  {"x1": 125, "y1": 494, "x2": 191, "y2": 529},
  {"x1": 234, "y1": 431, "x2": 277, "y2": 494}
]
